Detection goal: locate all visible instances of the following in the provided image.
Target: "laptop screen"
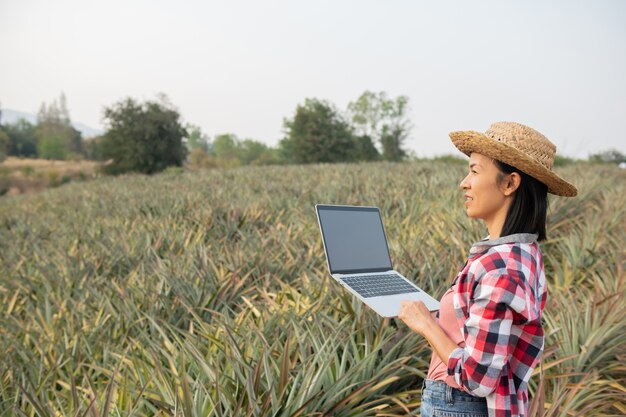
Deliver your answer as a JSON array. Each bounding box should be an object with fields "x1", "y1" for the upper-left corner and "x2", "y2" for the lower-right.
[{"x1": 316, "y1": 205, "x2": 393, "y2": 274}]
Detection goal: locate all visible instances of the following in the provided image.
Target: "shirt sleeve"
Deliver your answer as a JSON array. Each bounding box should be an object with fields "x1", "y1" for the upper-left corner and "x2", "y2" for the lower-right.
[{"x1": 447, "y1": 270, "x2": 526, "y2": 397}]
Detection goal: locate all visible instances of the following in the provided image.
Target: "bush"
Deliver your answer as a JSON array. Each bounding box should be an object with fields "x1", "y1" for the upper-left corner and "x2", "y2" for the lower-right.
[
  {"x1": 163, "y1": 166, "x2": 185, "y2": 175},
  {"x1": 553, "y1": 154, "x2": 577, "y2": 167},
  {"x1": 588, "y1": 148, "x2": 626, "y2": 165},
  {"x1": 188, "y1": 148, "x2": 218, "y2": 170},
  {"x1": 0, "y1": 128, "x2": 10, "y2": 162},
  {"x1": 0, "y1": 175, "x2": 9, "y2": 196},
  {"x1": 101, "y1": 95, "x2": 187, "y2": 175},
  {"x1": 431, "y1": 154, "x2": 468, "y2": 165},
  {"x1": 280, "y1": 98, "x2": 359, "y2": 163}
]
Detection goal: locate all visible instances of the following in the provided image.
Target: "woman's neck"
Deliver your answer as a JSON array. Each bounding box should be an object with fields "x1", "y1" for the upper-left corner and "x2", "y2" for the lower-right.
[
  {"x1": 488, "y1": 192, "x2": 515, "y2": 239},
  {"x1": 485, "y1": 208, "x2": 508, "y2": 240}
]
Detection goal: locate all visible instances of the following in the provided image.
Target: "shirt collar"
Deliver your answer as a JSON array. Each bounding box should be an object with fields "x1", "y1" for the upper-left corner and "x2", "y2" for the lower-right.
[{"x1": 470, "y1": 233, "x2": 538, "y2": 255}]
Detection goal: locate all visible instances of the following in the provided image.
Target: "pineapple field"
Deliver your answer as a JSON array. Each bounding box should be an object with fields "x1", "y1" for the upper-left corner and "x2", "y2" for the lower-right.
[{"x1": 0, "y1": 161, "x2": 624, "y2": 416}]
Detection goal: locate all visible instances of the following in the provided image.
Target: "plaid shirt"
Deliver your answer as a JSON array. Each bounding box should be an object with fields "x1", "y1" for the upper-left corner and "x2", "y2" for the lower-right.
[{"x1": 447, "y1": 233, "x2": 546, "y2": 417}]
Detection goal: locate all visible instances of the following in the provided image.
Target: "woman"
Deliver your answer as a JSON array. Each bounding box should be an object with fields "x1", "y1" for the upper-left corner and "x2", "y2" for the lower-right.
[{"x1": 398, "y1": 122, "x2": 577, "y2": 417}]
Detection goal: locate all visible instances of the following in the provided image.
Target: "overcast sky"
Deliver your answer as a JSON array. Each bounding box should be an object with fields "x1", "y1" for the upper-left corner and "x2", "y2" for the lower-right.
[{"x1": 1, "y1": 0, "x2": 625, "y2": 158}]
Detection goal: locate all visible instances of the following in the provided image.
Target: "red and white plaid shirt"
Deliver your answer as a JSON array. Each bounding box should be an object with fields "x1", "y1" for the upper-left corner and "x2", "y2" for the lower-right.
[{"x1": 447, "y1": 233, "x2": 546, "y2": 417}]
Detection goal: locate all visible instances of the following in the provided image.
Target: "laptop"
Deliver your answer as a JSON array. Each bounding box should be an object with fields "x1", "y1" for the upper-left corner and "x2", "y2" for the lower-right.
[{"x1": 316, "y1": 204, "x2": 439, "y2": 318}]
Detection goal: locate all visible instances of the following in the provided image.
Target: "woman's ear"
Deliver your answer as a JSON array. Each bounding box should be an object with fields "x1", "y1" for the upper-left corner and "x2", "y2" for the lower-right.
[{"x1": 503, "y1": 172, "x2": 522, "y2": 196}]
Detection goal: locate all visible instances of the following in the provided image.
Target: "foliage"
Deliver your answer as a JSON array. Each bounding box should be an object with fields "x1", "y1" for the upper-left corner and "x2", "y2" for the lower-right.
[
  {"x1": 34, "y1": 93, "x2": 83, "y2": 160},
  {"x1": 81, "y1": 136, "x2": 106, "y2": 161},
  {"x1": 100, "y1": 95, "x2": 187, "y2": 175},
  {"x1": 188, "y1": 148, "x2": 218, "y2": 169},
  {"x1": 281, "y1": 98, "x2": 377, "y2": 163},
  {"x1": 37, "y1": 135, "x2": 66, "y2": 160},
  {"x1": 588, "y1": 148, "x2": 626, "y2": 165},
  {"x1": 347, "y1": 91, "x2": 411, "y2": 161},
  {"x1": 1, "y1": 119, "x2": 37, "y2": 158},
  {"x1": 209, "y1": 133, "x2": 283, "y2": 167},
  {"x1": 251, "y1": 147, "x2": 283, "y2": 166},
  {"x1": 353, "y1": 134, "x2": 380, "y2": 162},
  {"x1": 211, "y1": 133, "x2": 240, "y2": 162},
  {"x1": 553, "y1": 154, "x2": 578, "y2": 167},
  {"x1": 0, "y1": 129, "x2": 9, "y2": 162},
  {"x1": 185, "y1": 123, "x2": 210, "y2": 153},
  {"x1": 0, "y1": 162, "x2": 624, "y2": 415},
  {"x1": 238, "y1": 139, "x2": 271, "y2": 165},
  {"x1": 380, "y1": 125, "x2": 407, "y2": 162},
  {"x1": 429, "y1": 154, "x2": 468, "y2": 165}
]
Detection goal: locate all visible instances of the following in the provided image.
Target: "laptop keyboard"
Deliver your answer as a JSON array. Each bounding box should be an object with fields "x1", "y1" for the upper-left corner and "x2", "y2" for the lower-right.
[{"x1": 341, "y1": 274, "x2": 420, "y2": 298}]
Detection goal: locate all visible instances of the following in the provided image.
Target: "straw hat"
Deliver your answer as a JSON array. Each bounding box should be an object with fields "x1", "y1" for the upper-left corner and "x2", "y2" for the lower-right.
[{"x1": 449, "y1": 122, "x2": 577, "y2": 197}]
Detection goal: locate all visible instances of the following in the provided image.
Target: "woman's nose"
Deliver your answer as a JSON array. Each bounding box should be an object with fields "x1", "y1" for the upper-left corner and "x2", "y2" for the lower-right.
[{"x1": 460, "y1": 174, "x2": 470, "y2": 189}]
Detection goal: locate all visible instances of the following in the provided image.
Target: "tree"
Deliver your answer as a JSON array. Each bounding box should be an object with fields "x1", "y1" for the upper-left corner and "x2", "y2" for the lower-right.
[
  {"x1": 38, "y1": 136, "x2": 66, "y2": 160},
  {"x1": 239, "y1": 139, "x2": 271, "y2": 165},
  {"x1": 253, "y1": 148, "x2": 283, "y2": 165},
  {"x1": 380, "y1": 125, "x2": 407, "y2": 162},
  {"x1": 185, "y1": 123, "x2": 210, "y2": 153},
  {"x1": 0, "y1": 128, "x2": 9, "y2": 162},
  {"x1": 188, "y1": 148, "x2": 218, "y2": 169},
  {"x1": 0, "y1": 103, "x2": 5, "y2": 162},
  {"x1": 212, "y1": 133, "x2": 240, "y2": 161},
  {"x1": 589, "y1": 149, "x2": 626, "y2": 165},
  {"x1": 34, "y1": 93, "x2": 83, "y2": 159},
  {"x1": 211, "y1": 133, "x2": 241, "y2": 168},
  {"x1": 353, "y1": 134, "x2": 380, "y2": 162},
  {"x1": 347, "y1": 91, "x2": 411, "y2": 161},
  {"x1": 3, "y1": 119, "x2": 37, "y2": 157},
  {"x1": 280, "y1": 98, "x2": 358, "y2": 163},
  {"x1": 101, "y1": 95, "x2": 187, "y2": 174},
  {"x1": 82, "y1": 136, "x2": 106, "y2": 161},
  {"x1": 209, "y1": 134, "x2": 276, "y2": 167}
]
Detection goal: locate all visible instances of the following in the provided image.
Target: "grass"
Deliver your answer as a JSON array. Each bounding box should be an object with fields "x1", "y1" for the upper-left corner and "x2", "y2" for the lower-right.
[
  {"x1": 0, "y1": 157, "x2": 103, "y2": 196},
  {"x1": 0, "y1": 161, "x2": 624, "y2": 416}
]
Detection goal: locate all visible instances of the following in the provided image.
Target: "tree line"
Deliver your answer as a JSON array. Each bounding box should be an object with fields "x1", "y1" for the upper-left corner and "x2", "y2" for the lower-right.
[
  {"x1": 0, "y1": 91, "x2": 412, "y2": 174},
  {"x1": 1, "y1": 92, "x2": 624, "y2": 175},
  {"x1": 0, "y1": 94, "x2": 83, "y2": 161}
]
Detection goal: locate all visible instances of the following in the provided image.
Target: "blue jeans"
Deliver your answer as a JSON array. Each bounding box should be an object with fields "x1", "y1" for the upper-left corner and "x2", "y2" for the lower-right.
[{"x1": 420, "y1": 379, "x2": 488, "y2": 417}]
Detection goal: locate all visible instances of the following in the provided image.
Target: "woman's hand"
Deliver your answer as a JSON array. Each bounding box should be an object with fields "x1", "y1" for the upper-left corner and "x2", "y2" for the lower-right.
[
  {"x1": 398, "y1": 300, "x2": 458, "y2": 365},
  {"x1": 398, "y1": 300, "x2": 437, "y2": 336}
]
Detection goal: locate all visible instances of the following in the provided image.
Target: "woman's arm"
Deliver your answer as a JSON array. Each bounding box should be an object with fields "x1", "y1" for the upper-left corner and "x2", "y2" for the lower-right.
[
  {"x1": 399, "y1": 270, "x2": 521, "y2": 397},
  {"x1": 445, "y1": 271, "x2": 518, "y2": 396},
  {"x1": 398, "y1": 300, "x2": 458, "y2": 364}
]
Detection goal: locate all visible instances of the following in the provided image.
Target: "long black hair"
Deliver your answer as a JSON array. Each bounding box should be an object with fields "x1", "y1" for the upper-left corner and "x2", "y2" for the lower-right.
[{"x1": 494, "y1": 160, "x2": 549, "y2": 241}]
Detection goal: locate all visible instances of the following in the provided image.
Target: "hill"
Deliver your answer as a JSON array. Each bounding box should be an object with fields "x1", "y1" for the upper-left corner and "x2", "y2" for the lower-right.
[{"x1": 0, "y1": 108, "x2": 103, "y2": 138}]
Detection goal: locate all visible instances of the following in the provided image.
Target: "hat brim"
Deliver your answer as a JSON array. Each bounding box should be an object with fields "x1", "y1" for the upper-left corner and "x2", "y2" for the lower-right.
[{"x1": 449, "y1": 130, "x2": 578, "y2": 197}]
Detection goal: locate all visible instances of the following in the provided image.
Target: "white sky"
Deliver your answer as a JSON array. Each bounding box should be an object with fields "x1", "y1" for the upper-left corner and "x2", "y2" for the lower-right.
[{"x1": 1, "y1": 0, "x2": 625, "y2": 158}]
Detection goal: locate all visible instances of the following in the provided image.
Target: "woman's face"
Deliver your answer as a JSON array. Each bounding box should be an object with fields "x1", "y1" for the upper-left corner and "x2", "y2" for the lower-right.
[{"x1": 459, "y1": 153, "x2": 510, "y2": 223}]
